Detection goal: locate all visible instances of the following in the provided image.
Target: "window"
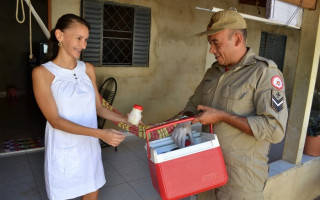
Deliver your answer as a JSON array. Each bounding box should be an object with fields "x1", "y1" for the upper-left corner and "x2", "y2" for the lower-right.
[
  {"x1": 82, "y1": 1, "x2": 151, "y2": 67},
  {"x1": 259, "y1": 32, "x2": 287, "y2": 72}
]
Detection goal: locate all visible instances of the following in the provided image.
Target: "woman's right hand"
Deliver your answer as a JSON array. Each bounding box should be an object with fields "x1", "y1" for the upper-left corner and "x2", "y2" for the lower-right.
[{"x1": 98, "y1": 129, "x2": 126, "y2": 147}]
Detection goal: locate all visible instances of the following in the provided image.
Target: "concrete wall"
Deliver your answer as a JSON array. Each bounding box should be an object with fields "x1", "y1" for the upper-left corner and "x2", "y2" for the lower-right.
[
  {"x1": 51, "y1": 0, "x2": 301, "y2": 124},
  {"x1": 264, "y1": 158, "x2": 320, "y2": 200}
]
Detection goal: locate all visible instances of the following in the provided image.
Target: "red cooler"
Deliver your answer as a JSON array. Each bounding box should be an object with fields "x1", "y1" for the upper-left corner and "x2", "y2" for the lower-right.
[{"x1": 146, "y1": 118, "x2": 228, "y2": 200}]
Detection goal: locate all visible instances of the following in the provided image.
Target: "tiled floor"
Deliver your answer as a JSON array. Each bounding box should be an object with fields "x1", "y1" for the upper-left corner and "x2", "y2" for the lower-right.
[
  {"x1": 0, "y1": 134, "x2": 195, "y2": 200},
  {"x1": 0, "y1": 94, "x2": 195, "y2": 199},
  {"x1": 1, "y1": 95, "x2": 319, "y2": 200}
]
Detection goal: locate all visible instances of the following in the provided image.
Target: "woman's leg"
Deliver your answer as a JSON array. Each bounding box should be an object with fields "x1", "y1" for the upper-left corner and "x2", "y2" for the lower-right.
[{"x1": 81, "y1": 190, "x2": 99, "y2": 200}]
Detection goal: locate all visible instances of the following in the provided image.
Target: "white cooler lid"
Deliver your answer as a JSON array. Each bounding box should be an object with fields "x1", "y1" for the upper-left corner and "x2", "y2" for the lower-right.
[{"x1": 150, "y1": 133, "x2": 220, "y2": 163}]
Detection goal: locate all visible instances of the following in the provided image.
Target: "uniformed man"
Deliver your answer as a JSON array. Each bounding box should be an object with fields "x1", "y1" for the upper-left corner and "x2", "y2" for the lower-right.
[{"x1": 172, "y1": 9, "x2": 288, "y2": 200}]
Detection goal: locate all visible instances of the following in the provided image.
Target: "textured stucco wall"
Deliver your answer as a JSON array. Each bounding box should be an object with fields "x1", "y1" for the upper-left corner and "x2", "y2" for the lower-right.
[{"x1": 51, "y1": 0, "x2": 300, "y2": 124}]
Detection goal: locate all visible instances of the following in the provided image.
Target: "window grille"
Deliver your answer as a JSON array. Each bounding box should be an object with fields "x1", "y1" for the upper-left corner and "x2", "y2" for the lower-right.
[
  {"x1": 259, "y1": 32, "x2": 287, "y2": 72},
  {"x1": 82, "y1": 1, "x2": 150, "y2": 67}
]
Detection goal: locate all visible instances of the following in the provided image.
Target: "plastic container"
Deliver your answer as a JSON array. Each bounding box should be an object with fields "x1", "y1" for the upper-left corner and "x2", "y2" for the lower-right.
[
  {"x1": 146, "y1": 118, "x2": 228, "y2": 200},
  {"x1": 128, "y1": 104, "x2": 143, "y2": 126}
]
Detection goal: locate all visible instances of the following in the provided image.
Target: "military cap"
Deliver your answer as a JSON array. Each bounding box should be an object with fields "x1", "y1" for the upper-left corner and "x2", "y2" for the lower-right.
[{"x1": 196, "y1": 9, "x2": 247, "y2": 36}]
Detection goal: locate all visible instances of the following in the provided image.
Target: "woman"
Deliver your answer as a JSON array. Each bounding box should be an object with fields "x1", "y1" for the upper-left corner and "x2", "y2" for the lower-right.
[{"x1": 32, "y1": 14, "x2": 127, "y2": 200}]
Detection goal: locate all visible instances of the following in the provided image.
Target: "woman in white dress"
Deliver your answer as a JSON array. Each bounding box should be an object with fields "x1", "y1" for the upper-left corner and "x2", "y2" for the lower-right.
[{"x1": 32, "y1": 14, "x2": 127, "y2": 200}]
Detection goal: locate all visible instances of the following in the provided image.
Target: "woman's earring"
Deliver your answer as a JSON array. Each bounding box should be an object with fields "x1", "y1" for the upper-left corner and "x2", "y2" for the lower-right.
[{"x1": 58, "y1": 41, "x2": 62, "y2": 46}]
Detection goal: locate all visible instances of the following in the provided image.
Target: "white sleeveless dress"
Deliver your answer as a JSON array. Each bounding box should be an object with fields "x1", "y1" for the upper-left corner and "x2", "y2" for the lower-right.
[{"x1": 42, "y1": 61, "x2": 106, "y2": 200}]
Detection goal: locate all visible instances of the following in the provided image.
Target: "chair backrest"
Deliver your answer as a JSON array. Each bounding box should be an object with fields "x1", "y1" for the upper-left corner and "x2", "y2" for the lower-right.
[{"x1": 98, "y1": 77, "x2": 117, "y2": 129}]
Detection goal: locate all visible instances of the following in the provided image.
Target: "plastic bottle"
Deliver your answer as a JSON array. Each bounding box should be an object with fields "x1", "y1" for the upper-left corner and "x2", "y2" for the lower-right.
[{"x1": 128, "y1": 104, "x2": 143, "y2": 126}]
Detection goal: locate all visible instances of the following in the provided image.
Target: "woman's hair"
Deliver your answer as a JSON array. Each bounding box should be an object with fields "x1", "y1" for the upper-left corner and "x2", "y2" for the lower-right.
[{"x1": 43, "y1": 14, "x2": 90, "y2": 62}]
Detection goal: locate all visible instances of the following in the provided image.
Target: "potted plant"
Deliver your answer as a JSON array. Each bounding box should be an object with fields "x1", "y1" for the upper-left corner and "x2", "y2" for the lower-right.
[{"x1": 304, "y1": 112, "x2": 320, "y2": 156}]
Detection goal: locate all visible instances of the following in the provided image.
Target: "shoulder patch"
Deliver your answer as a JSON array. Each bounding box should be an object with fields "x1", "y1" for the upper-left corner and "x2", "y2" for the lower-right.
[
  {"x1": 271, "y1": 76, "x2": 283, "y2": 89},
  {"x1": 255, "y1": 56, "x2": 277, "y2": 69}
]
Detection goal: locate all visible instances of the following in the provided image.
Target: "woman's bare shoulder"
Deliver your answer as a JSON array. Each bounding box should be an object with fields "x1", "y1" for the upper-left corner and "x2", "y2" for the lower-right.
[
  {"x1": 84, "y1": 62, "x2": 96, "y2": 77},
  {"x1": 33, "y1": 65, "x2": 47, "y2": 74},
  {"x1": 85, "y1": 62, "x2": 95, "y2": 71},
  {"x1": 32, "y1": 65, "x2": 54, "y2": 82}
]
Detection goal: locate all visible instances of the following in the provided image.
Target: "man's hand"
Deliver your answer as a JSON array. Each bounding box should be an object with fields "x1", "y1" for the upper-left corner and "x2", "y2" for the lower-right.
[
  {"x1": 193, "y1": 105, "x2": 253, "y2": 136},
  {"x1": 171, "y1": 121, "x2": 193, "y2": 148},
  {"x1": 192, "y1": 105, "x2": 227, "y2": 125}
]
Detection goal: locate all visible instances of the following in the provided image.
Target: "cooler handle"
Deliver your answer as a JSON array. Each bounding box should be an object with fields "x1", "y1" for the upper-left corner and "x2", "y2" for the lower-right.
[
  {"x1": 146, "y1": 117, "x2": 195, "y2": 158},
  {"x1": 146, "y1": 118, "x2": 214, "y2": 158}
]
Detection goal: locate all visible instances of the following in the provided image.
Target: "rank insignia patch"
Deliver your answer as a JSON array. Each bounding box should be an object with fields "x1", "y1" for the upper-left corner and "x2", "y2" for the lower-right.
[{"x1": 271, "y1": 90, "x2": 284, "y2": 112}]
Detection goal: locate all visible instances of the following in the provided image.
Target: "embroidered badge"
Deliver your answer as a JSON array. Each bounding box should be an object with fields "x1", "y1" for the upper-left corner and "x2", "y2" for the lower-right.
[
  {"x1": 271, "y1": 90, "x2": 284, "y2": 112},
  {"x1": 271, "y1": 76, "x2": 283, "y2": 89}
]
